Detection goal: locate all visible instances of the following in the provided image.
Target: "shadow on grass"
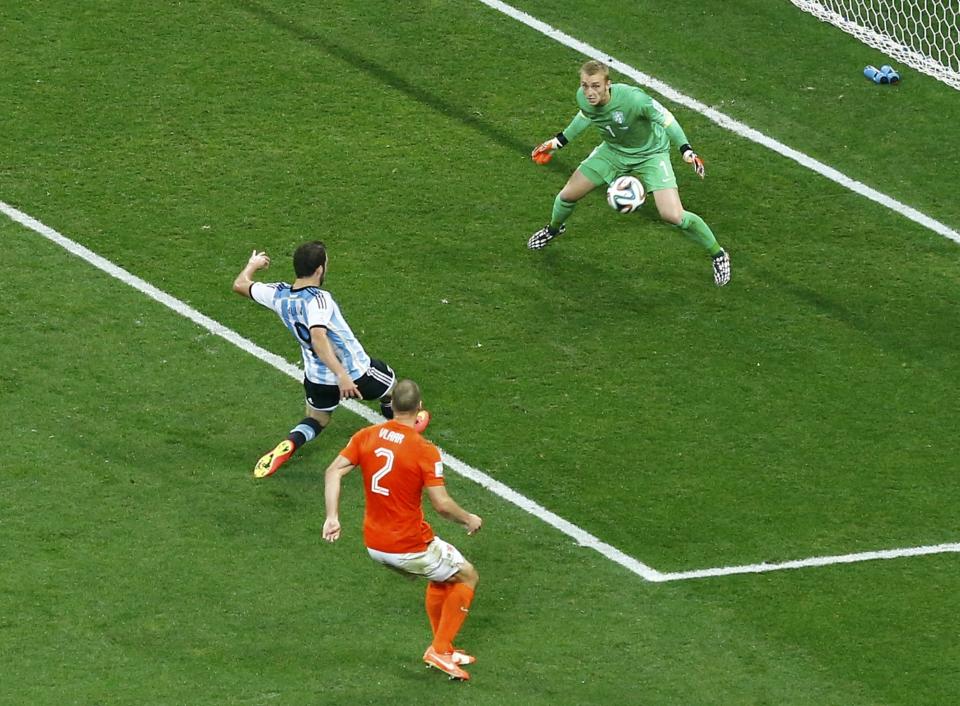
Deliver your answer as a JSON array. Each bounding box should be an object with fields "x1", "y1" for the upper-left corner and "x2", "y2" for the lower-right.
[
  {"x1": 232, "y1": 0, "x2": 560, "y2": 169},
  {"x1": 756, "y1": 263, "x2": 958, "y2": 375}
]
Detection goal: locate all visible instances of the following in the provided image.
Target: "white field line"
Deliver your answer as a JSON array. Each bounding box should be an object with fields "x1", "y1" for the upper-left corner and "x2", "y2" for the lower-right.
[
  {"x1": 654, "y1": 543, "x2": 960, "y2": 582},
  {"x1": 7, "y1": 201, "x2": 957, "y2": 582},
  {"x1": 1, "y1": 200, "x2": 664, "y2": 583},
  {"x1": 476, "y1": 0, "x2": 960, "y2": 246}
]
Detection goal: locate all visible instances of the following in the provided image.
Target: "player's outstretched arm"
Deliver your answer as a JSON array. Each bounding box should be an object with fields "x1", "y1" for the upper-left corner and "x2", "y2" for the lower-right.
[
  {"x1": 679, "y1": 143, "x2": 706, "y2": 179},
  {"x1": 531, "y1": 132, "x2": 569, "y2": 164},
  {"x1": 232, "y1": 250, "x2": 271, "y2": 298},
  {"x1": 427, "y1": 486, "x2": 483, "y2": 535},
  {"x1": 531, "y1": 112, "x2": 590, "y2": 164},
  {"x1": 323, "y1": 455, "x2": 355, "y2": 542}
]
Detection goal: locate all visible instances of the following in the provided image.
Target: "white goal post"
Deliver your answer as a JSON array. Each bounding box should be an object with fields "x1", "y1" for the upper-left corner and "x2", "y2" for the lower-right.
[{"x1": 787, "y1": 0, "x2": 960, "y2": 90}]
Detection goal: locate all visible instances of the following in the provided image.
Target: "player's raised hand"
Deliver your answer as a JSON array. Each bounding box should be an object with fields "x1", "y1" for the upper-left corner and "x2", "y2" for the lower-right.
[
  {"x1": 247, "y1": 249, "x2": 271, "y2": 269},
  {"x1": 323, "y1": 518, "x2": 342, "y2": 542},
  {"x1": 682, "y1": 148, "x2": 706, "y2": 179},
  {"x1": 531, "y1": 136, "x2": 563, "y2": 165}
]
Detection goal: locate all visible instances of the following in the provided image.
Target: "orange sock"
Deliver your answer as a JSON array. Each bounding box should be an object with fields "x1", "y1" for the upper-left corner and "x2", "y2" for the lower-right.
[
  {"x1": 432, "y1": 583, "x2": 475, "y2": 654},
  {"x1": 424, "y1": 582, "x2": 449, "y2": 636}
]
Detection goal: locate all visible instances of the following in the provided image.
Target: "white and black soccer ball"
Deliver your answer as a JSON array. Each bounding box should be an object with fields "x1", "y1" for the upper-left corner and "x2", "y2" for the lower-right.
[{"x1": 606, "y1": 175, "x2": 646, "y2": 214}]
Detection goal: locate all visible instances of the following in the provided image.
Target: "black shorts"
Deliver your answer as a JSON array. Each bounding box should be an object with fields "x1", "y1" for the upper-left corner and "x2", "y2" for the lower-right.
[{"x1": 303, "y1": 358, "x2": 396, "y2": 412}]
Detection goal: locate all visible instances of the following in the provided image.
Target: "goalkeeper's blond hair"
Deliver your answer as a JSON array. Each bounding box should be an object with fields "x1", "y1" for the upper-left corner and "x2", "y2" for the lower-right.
[{"x1": 579, "y1": 60, "x2": 609, "y2": 79}]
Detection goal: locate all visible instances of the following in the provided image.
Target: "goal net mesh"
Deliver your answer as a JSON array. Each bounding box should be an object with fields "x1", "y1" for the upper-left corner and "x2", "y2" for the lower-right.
[{"x1": 787, "y1": 0, "x2": 960, "y2": 89}]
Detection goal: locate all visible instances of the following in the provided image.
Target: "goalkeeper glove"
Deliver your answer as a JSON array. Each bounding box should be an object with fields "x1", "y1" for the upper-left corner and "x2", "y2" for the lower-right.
[
  {"x1": 531, "y1": 132, "x2": 568, "y2": 164},
  {"x1": 680, "y1": 144, "x2": 705, "y2": 179}
]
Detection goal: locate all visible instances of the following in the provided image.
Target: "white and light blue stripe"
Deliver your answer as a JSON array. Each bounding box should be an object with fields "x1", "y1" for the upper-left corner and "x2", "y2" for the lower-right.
[{"x1": 252, "y1": 282, "x2": 371, "y2": 384}]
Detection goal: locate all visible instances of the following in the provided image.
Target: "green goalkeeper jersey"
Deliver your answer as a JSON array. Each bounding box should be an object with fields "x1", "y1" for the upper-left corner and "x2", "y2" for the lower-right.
[{"x1": 562, "y1": 83, "x2": 689, "y2": 158}]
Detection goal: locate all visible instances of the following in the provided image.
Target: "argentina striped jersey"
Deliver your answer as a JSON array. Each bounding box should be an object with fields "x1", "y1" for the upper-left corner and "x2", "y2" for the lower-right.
[{"x1": 250, "y1": 282, "x2": 371, "y2": 384}]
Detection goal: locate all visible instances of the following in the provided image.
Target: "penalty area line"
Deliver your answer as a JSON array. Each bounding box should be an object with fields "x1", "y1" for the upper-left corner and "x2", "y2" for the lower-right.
[
  {"x1": 6, "y1": 201, "x2": 957, "y2": 583},
  {"x1": 1, "y1": 199, "x2": 664, "y2": 584},
  {"x1": 652, "y1": 542, "x2": 960, "y2": 582},
  {"x1": 475, "y1": 0, "x2": 960, "y2": 246}
]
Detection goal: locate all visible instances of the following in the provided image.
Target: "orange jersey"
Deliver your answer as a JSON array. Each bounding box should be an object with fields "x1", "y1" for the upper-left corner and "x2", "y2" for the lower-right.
[{"x1": 340, "y1": 419, "x2": 445, "y2": 553}]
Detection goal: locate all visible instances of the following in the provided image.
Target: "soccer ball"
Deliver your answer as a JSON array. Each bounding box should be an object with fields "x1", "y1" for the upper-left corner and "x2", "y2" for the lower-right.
[{"x1": 606, "y1": 175, "x2": 646, "y2": 213}]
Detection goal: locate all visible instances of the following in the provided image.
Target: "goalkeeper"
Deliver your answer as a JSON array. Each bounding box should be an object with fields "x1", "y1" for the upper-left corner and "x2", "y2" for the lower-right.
[{"x1": 529, "y1": 60, "x2": 730, "y2": 287}]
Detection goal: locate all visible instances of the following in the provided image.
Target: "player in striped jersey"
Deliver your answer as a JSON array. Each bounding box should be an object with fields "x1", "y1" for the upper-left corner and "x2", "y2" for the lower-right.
[
  {"x1": 529, "y1": 60, "x2": 731, "y2": 287},
  {"x1": 232, "y1": 241, "x2": 428, "y2": 478}
]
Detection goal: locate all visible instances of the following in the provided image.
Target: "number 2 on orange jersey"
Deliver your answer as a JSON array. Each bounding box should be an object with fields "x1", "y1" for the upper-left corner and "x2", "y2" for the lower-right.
[{"x1": 371, "y1": 447, "x2": 394, "y2": 496}]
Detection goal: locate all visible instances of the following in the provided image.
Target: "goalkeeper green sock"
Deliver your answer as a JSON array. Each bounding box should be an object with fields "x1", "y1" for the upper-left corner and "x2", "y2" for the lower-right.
[
  {"x1": 676, "y1": 210, "x2": 723, "y2": 256},
  {"x1": 549, "y1": 196, "x2": 576, "y2": 231}
]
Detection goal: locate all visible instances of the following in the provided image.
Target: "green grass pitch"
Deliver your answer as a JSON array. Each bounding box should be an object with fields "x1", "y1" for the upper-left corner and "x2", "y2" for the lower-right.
[{"x1": 3, "y1": 1, "x2": 959, "y2": 703}]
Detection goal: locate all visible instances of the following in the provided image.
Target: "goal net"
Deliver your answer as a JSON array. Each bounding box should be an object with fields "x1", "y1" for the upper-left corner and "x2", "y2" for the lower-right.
[{"x1": 787, "y1": 0, "x2": 960, "y2": 90}]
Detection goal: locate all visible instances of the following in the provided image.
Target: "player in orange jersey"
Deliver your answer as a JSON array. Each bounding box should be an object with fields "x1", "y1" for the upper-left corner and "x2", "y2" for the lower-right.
[{"x1": 322, "y1": 379, "x2": 483, "y2": 681}]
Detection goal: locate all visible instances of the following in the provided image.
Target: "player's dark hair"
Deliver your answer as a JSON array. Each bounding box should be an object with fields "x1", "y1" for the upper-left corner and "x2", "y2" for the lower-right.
[
  {"x1": 392, "y1": 379, "x2": 422, "y2": 413},
  {"x1": 293, "y1": 241, "x2": 327, "y2": 278}
]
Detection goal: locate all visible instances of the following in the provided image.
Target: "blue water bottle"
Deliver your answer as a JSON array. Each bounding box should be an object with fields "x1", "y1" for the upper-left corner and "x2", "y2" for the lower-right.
[
  {"x1": 863, "y1": 65, "x2": 889, "y2": 84},
  {"x1": 880, "y1": 65, "x2": 901, "y2": 83}
]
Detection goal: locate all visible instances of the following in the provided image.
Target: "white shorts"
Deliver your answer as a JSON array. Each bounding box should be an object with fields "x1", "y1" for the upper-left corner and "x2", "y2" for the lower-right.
[{"x1": 367, "y1": 536, "x2": 466, "y2": 582}]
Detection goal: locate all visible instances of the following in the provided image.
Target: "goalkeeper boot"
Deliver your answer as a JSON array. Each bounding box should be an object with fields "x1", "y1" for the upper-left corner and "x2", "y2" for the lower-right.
[
  {"x1": 527, "y1": 223, "x2": 565, "y2": 250},
  {"x1": 712, "y1": 249, "x2": 731, "y2": 287},
  {"x1": 254, "y1": 439, "x2": 295, "y2": 478}
]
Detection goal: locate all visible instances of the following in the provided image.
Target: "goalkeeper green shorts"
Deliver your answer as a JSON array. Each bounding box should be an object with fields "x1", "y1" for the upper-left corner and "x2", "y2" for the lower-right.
[{"x1": 579, "y1": 143, "x2": 678, "y2": 192}]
